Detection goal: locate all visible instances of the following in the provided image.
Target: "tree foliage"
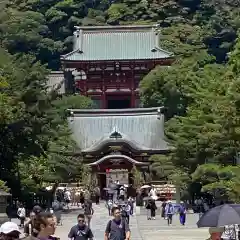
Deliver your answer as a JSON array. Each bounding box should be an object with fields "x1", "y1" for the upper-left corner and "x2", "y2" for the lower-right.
[
  {"x1": 141, "y1": 31, "x2": 240, "y2": 200},
  {"x1": 0, "y1": 46, "x2": 93, "y2": 196},
  {"x1": 150, "y1": 154, "x2": 175, "y2": 179},
  {"x1": 192, "y1": 164, "x2": 240, "y2": 202},
  {"x1": 131, "y1": 165, "x2": 144, "y2": 189},
  {"x1": 0, "y1": 0, "x2": 239, "y2": 70}
]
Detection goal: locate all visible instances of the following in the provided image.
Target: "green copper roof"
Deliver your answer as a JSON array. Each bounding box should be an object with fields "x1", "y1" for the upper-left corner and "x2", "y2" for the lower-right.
[
  {"x1": 61, "y1": 25, "x2": 173, "y2": 61},
  {"x1": 67, "y1": 107, "x2": 172, "y2": 152}
]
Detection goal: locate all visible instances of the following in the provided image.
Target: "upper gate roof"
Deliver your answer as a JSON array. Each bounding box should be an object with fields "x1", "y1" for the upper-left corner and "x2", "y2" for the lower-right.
[
  {"x1": 61, "y1": 25, "x2": 173, "y2": 61},
  {"x1": 67, "y1": 107, "x2": 172, "y2": 153}
]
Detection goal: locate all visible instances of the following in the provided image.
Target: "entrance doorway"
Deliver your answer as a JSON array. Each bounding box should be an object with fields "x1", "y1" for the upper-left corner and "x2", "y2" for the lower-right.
[
  {"x1": 108, "y1": 99, "x2": 130, "y2": 109},
  {"x1": 107, "y1": 96, "x2": 131, "y2": 109}
]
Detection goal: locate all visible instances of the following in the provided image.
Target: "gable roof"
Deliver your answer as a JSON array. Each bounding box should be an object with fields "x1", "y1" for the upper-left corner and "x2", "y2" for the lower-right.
[
  {"x1": 88, "y1": 155, "x2": 149, "y2": 166},
  {"x1": 61, "y1": 25, "x2": 173, "y2": 61},
  {"x1": 68, "y1": 107, "x2": 172, "y2": 153}
]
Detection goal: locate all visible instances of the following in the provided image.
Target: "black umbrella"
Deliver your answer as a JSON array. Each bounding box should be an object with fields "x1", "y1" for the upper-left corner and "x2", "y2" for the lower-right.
[{"x1": 197, "y1": 204, "x2": 240, "y2": 228}]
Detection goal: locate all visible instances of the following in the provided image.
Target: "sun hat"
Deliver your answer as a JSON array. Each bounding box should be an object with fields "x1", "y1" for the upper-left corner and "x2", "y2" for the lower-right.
[{"x1": 0, "y1": 222, "x2": 21, "y2": 234}]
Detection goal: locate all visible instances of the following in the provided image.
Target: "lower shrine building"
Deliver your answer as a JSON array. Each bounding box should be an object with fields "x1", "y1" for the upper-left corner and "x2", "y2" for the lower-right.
[
  {"x1": 68, "y1": 107, "x2": 172, "y2": 190},
  {"x1": 49, "y1": 25, "x2": 174, "y2": 189}
]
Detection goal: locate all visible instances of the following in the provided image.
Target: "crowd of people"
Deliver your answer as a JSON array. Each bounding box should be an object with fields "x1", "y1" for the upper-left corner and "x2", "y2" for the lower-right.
[
  {"x1": 0, "y1": 182, "x2": 192, "y2": 240},
  {"x1": 0, "y1": 196, "x2": 131, "y2": 240}
]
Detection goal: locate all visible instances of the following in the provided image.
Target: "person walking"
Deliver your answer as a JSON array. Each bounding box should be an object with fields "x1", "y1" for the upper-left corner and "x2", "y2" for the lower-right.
[
  {"x1": 94, "y1": 187, "x2": 100, "y2": 205},
  {"x1": 80, "y1": 191, "x2": 85, "y2": 208},
  {"x1": 161, "y1": 200, "x2": 166, "y2": 218},
  {"x1": 17, "y1": 203, "x2": 26, "y2": 228},
  {"x1": 128, "y1": 197, "x2": 134, "y2": 216},
  {"x1": 64, "y1": 189, "x2": 71, "y2": 209},
  {"x1": 179, "y1": 201, "x2": 187, "y2": 225},
  {"x1": 107, "y1": 199, "x2": 113, "y2": 216},
  {"x1": 119, "y1": 188, "x2": 125, "y2": 201},
  {"x1": 68, "y1": 214, "x2": 94, "y2": 240},
  {"x1": 150, "y1": 199, "x2": 157, "y2": 220},
  {"x1": 104, "y1": 207, "x2": 130, "y2": 240},
  {"x1": 165, "y1": 201, "x2": 174, "y2": 225},
  {"x1": 83, "y1": 199, "x2": 94, "y2": 228},
  {"x1": 145, "y1": 199, "x2": 151, "y2": 220},
  {"x1": 124, "y1": 202, "x2": 131, "y2": 224}
]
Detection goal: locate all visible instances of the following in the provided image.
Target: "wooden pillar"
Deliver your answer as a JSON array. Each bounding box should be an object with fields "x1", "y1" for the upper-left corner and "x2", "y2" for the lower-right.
[
  {"x1": 131, "y1": 91, "x2": 135, "y2": 108},
  {"x1": 101, "y1": 66, "x2": 106, "y2": 109},
  {"x1": 131, "y1": 66, "x2": 135, "y2": 108},
  {"x1": 102, "y1": 90, "x2": 106, "y2": 109}
]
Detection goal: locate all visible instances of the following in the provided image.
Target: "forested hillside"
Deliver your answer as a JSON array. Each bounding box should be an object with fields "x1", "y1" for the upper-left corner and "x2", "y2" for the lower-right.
[
  {"x1": 1, "y1": 0, "x2": 240, "y2": 200},
  {"x1": 1, "y1": 0, "x2": 239, "y2": 69}
]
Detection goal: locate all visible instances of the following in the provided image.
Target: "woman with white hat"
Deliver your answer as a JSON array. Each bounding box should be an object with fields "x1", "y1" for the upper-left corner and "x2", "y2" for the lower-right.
[{"x1": 0, "y1": 222, "x2": 21, "y2": 240}]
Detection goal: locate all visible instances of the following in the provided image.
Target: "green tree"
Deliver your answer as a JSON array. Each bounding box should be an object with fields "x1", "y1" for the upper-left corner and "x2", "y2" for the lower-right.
[
  {"x1": 0, "y1": 180, "x2": 10, "y2": 192},
  {"x1": 140, "y1": 51, "x2": 216, "y2": 119},
  {"x1": 1, "y1": 0, "x2": 239, "y2": 71},
  {"x1": 131, "y1": 165, "x2": 144, "y2": 190},
  {"x1": 192, "y1": 164, "x2": 240, "y2": 202},
  {"x1": 149, "y1": 154, "x2": 175, "y2": 179},
  {"x1": 0, "y1": 46, "x2": 93, "y2": 196}
]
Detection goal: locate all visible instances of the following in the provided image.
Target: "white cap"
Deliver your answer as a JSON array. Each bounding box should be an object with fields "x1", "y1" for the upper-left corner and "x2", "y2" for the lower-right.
[{"x1": 0, "y1": 222, "x2": 21, "y2": 234}]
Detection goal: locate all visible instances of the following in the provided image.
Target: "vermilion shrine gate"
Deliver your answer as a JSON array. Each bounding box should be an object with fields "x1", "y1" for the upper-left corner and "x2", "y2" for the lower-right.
[
  {"x1": 51, "y1": 25, "x2": 174, "y2": 194},
  {"x1": 61, "y1": 25, "x2": 174, "y2": 109}
]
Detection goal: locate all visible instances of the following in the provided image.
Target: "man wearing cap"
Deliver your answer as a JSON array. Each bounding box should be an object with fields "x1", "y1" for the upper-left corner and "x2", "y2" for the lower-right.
[{"x1": 0, "y1": 222, "x2": 21, "y2": 240}]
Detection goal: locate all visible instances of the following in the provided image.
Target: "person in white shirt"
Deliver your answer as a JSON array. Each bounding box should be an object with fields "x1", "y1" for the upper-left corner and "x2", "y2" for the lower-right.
[
  {"x1": 17, "y1": 203, "x2": 26, "y2": 228},
  {"x1": 149, "y1": 186, "x2": 157, "y2": 198},
  {"x1": 64, "y1": 189, "x2": 71, "y2": 209},
  {"x1": 119, "y1": 188, "x2": 125, "y2": 201}
]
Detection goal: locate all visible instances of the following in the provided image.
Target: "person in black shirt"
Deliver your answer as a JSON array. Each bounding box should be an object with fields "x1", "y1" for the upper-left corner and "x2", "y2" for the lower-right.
[
  {"x1": 68, "y1": 214, "x2": 93, "y2": 240},
  {"x1": 83, "y1": 199, "x2": 94, "y2": 228},
  {"x1": 161, "y1": 200, "x2": 166, "y2": 218},
  {"x1": 105, "y1": 207, "x2": 130, "y2": 240}
]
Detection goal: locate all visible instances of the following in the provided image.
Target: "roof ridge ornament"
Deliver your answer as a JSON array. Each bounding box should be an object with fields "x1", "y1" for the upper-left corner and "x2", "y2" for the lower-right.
[{"x1": 109, "y1": 126, "x2": 122, "y2": 139}]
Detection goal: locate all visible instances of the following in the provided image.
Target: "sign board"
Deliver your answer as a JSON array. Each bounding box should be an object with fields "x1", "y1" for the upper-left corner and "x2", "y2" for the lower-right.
[{"x1": 106, "y1": 169, "x2": 128, "y2": 186}]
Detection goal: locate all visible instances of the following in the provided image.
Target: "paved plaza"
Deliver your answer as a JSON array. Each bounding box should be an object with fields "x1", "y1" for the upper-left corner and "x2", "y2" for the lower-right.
[
  {"x1": 12, "y1": 203, "x2": 209, "y2": 240},
  {"x1": 53, "y1": 203, "x2": 209, "y2": 240}
]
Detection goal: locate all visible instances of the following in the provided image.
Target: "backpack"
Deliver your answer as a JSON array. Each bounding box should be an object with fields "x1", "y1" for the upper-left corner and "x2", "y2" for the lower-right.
[{"x1": 106, "y1": 219, "x2": 126, "y2": 239}]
